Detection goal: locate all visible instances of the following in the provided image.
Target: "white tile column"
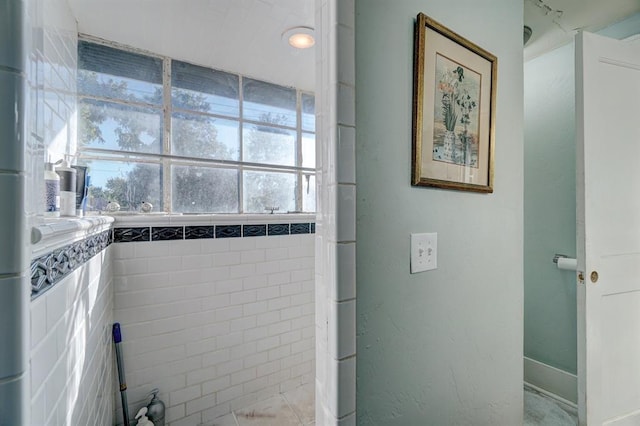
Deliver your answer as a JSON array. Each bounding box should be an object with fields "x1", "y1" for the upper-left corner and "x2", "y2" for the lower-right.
[
  {"x1": 0, "y1": 0, "x2": 31, "y2": 423},
  {"x1": 315, "y1": 0, "x2": 356, "y2": 424}
]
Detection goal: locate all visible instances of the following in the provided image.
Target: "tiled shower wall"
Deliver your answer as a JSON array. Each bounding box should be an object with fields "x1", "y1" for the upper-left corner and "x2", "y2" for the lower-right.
[
  {"x1": 30, "y1": 244, "x2": 114, "y2": 425},
  {"x1": 0, "y1": 0, "x2": 30, "y2": 421},
  {"x1": 19, "y1": 2, "x2": 325, "y2": 424},
  {"x1": 315, "y1": 0, "x2": 356, "y2": 424},
  {"x1": 112, "y1": 232, "x2": 315, "y2": 425},
  {"x1": 40, "y1": 0, "x2": 78, "y2": 164},
  {"x1": 27, "y1": 0, "x2": 79, "y2": 224},
  {"x1": 25, "y1": 0, "x2": 116, "y2": 424}
]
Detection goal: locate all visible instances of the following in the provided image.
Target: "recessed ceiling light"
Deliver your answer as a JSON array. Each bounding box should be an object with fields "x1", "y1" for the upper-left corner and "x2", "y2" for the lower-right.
[{"x1": 282, "y1": 26, "x2": 315, "y2": 49}]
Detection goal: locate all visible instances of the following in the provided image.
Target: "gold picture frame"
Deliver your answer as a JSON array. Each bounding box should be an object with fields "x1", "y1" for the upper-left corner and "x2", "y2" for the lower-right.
[{"x1": 412, "y1": 13, "x2": 497, "y2": 193}]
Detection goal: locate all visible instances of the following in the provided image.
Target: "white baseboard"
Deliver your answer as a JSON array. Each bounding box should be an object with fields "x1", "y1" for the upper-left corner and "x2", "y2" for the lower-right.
[{"x1": 524, "y1": 356, "x2": 577, "y2": 405}]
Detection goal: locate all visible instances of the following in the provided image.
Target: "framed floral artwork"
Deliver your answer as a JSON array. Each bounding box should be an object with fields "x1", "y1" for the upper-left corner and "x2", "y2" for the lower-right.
[{"x1": 412, "y1": 13, "x2": 497, "y2": 192}]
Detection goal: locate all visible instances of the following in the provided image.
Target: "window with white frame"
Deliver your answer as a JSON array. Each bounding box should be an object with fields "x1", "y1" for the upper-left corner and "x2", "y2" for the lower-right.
[{"x1": 76, "y1": 39, "x2": 316, "y2": 213}]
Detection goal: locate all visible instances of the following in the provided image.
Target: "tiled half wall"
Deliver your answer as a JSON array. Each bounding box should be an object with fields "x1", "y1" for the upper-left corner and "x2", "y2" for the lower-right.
[
  {"x1": 110, "y1": 219, "x2": 316, "y2": 425},
  {"x1": 29, "y1": 216, "x2": 316, "y2": 426},
  {"x1": 30, "y1": 218, "x2": 115, "y2": 425}
]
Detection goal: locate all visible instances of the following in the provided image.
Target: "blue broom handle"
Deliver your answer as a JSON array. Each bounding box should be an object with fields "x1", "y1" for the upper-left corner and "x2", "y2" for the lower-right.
[{"x1": 113, "y1": 323, "x2": 130, "y2": 426}]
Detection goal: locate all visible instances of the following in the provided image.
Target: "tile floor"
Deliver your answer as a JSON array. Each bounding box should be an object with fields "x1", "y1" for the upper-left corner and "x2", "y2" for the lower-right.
[
  {"x1": 211, "y1": 383, "x2": 579, "y2": 425},
  {"x1": 524, "y1": 386, "x2": 578, "y2": 426},
  {"x1": 211, "y1": 384, "x2": 314, "y2": 426}
]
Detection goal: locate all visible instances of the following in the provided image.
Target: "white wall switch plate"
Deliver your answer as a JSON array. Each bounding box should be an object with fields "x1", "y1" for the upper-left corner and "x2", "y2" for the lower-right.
[{"x1": 410, "y1": 233, "x2": 437, "y2": 273}]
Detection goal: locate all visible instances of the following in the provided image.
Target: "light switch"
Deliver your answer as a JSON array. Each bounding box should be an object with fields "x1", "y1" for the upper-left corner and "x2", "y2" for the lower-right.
[{"x1": 410, "y1": 233, "x2": 437, "y2": 273}]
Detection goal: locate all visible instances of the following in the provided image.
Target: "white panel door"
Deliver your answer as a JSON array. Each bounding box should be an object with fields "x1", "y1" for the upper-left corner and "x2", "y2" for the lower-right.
[{"x1": 576, "y1": 31, "x2": 640, "y2": 426}]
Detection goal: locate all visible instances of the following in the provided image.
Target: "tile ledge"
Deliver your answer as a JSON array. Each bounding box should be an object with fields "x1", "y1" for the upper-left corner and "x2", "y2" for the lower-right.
[
  {"x1": 31, "y1": 216, "x2": 114, "y2": 257},
  {"x1": 107, "y1": 212, "x2": 316, "y2": 227}
]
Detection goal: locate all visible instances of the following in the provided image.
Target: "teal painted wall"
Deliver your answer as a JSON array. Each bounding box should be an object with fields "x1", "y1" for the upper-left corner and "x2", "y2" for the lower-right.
[
  {"x1": 523, "y1": 43, "x2": 577, "y2": 374},
  {"x1": 523, "y1": 12, "x2": 640, "y2": 377},
  {"x1": 355, "y1": 1, "x2": 524, "y2": 424},
  {"x1": 598, "y1": 12, "x2": 640, "y2": 39}
]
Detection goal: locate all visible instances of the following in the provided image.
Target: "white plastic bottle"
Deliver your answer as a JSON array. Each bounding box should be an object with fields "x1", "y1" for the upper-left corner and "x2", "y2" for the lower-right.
[
  {"x1": 56, "y1": 157, "x2": 77, "y2": 217},
  {"x1": 134, "y1": 407, "x2": 154, "y2": 426},
  {"x1": 44, "y1": 161, "x2": 60, "y2": 217}
]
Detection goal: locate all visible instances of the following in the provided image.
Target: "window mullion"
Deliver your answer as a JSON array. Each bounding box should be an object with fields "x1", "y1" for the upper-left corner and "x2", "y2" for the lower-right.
[
  {"x1": 162, "y1": 56, "x2": 172, "y2": 212},
  {"x1": 296, "y1": 90, "x2": 304, "y2": 212},
  {"x1": 238, "y1": 75, "x2": 244, "y2": 213}
]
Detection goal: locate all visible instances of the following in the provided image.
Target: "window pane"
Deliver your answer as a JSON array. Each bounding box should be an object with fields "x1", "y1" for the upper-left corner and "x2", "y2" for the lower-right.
[
  {"x1": 78, "y1": 99, "x2": 162, "y2": 154},
  {"x1": 77, "y1": 159, "x2": 162, "y2": 212},
  {"x1": 243, "y1": 78, "x2": 296, "y2": 127},
  {"x1": 172, "y1": 165, "x2": 238, "y2": 213},
  {"x1": 172, "y1": 113, "x2": 239, "y2": 160},
  {"x1": 78, "y1": 41, "x2": 162, "y2": 104},
  {"x1": 302, "y1": 174, "x2": 316, "y2": 212},
  {"x1": 301, "y1": 93, "x2": 315, "y2": 132},
  {"x1": 301, "y1": 132, "x2": 315, "y2": 168},
  {"x1": 243, "y1": 171, "x2": 295, "y2": 213},
  {"x1": 172, "y1": 61, "x2": 239, "y2": 117},
  {"x1": 243, "y1": 124, "x2": 295, "y2": 166}
]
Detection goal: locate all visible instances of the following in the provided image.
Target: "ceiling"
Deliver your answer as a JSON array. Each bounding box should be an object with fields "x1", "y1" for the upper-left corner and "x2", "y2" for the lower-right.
[
  {"x1": 524, "y1": 0, "x2": 640, "y2": 61},
  {"x1": 67, "y1": 0, "x2": 640, "y2": 85},
  {"x1": 67, "y1": 0, "x2": 316, "y2": 91}
]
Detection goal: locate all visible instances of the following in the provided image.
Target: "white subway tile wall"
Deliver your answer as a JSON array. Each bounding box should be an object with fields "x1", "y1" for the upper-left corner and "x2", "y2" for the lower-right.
[
  {"x1": 112, "y1": 234, "x2": 315, "y2": 425},
  {"x1": 26, "y1": 0, "x2": 78, "y2": 224},
  {"x1": 26, "y1": 0, "x2": 44, "y2": 223},
  {"x1": 41, "y1": 0, "x2": 78, "y2": 163},
  {"x1": 26, "y1": 1, "x2": 114, "y2": 425},
  {"x1": 315, "y1": 0, "x2": 357, "y2": 423},
  {"x1": 30, "y1": 249, "x2": 114, "y2": 425}
]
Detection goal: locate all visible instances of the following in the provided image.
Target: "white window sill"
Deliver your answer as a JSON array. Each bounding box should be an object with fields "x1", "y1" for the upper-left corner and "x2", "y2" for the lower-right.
[{"x1": 98, "y1": 212, "x2": 316, "y2": 227}]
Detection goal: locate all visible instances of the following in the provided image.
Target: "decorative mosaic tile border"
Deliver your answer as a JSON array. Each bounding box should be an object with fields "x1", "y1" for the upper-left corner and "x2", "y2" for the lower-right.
[
  {"x1": 113, "y1": 222, "x2": 316, "y2": 243},
  {"x1": 31, "y1": 229, "x2": 112, "y2": 299}
]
